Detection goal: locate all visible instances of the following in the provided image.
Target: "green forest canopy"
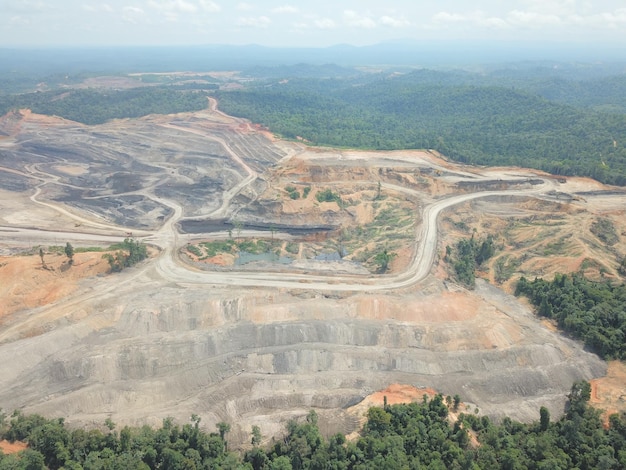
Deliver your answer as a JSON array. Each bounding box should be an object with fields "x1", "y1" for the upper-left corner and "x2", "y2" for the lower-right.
[
  {"x1": 1, "y1": 381, "x2": 625, "y2": 469},
  {"x1": 215, "y1": 76, "x2": 626, "y2": 186},
  {"x1": 2, "y1": 65, "x2": 626, "y2": 185},
  {"x1": 0, "y1": 87, "x2": 211, "y2": 126},
  {"x1": 515, "y1": 273, "x2": 626, "y2": 360}
]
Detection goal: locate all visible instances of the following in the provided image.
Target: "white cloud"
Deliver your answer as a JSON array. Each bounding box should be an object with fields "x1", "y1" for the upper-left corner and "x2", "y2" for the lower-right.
[
  {"x1": 177, "y1": 0, "x2": 197, "y2": 13},
  {"x1": 344, "y1": 10, "x2": 376, "y2": 29},
  {"x1": 379, "y1": 15, "x2": 410, "y2": 28},
  {"x1": 147, "y1": 0, "x2": 197, "y2": 13},
  {"x1": 123, "y1": 6, "x2": 144, "y2": 14},
  {"x1": 3, "y1": 1, "x2": 49, "y2": 14},
  {"x1": 10, "y1": 15, "x2": 30, "y2": 25},
  {"x1": 314, "y1": 18, "x2": 336, "y2": 30},
  {"x1": 507, "y1": 10, "x2": 562, "y2": 26},
  {"x1": 480, "y1": 16, "x2": 508, "y2": 29},
  {"x1": 236, "y1": 15, "x2": 270, "y2": 28},
  {"x1": 199, "y1": 0, "x2": 220, "y2": 12},
  {"x1": 273, "y1": 5, "x2": 298, "y2": 14},
  {"x1": 431, "y1": 10, "x2": 511, "y2": 31},
  {"x1": 432, "y1": 11, "x2": 466, "y2": 24},
  {"x1": 237, "y1": 2, "x2": 254, "y2": 11},
  {"x1": 607, "y1": 7, "x2": 626, "y2": 22},
  {"x1": 122, "y1": 5, "x2": 144, "y2": 23},
  {"x1": 587, "y1": 8, "x2": 626, "y2": 29},
  {"x1": 83, "y1": 4, "x2": 114, "y2": 13},
  {"x1": 520, "y1": 0, "x2": 576, "y2": 16}
]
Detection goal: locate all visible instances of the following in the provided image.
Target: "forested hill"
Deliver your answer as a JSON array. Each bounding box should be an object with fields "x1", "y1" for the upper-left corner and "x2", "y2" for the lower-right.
[
  {"x1": 2, "y1": 60, "x2": 626, "y2": 184},
  {"x1": 215, "y1": 71, "x2": 626, "y2": 186},
  {"x1": 1, "y1": 382, "x2": 625, "y2": 469},
  {"x1": 0, "y1": 87, "x2": 212, "y2": 126}
]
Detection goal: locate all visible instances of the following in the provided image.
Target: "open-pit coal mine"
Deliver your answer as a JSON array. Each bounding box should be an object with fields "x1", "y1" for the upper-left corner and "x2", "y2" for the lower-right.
[{"x1": 0, "y1": 106, "x2": 624, "y2": 446}]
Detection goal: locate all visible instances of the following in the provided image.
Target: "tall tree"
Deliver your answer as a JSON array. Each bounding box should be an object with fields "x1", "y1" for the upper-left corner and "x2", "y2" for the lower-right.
[
  {"x1": 374, "y1": 248, "x2": 396, "y2": 273},
  {"x1": 251, "y1": 425, "x2": 262, "y2": 447},
  {"x1": 539, "y1": 406, "x2": 550, "y2": 431},
  {"x1": 39, "y1": 247, "x2": 46, "y2": 268},
  {"x1": 217, "y1": 422, "x2": 231, "y2": 451},
  {"x1": 64, "y1": 242, "x2": 74, "y2": 266}
]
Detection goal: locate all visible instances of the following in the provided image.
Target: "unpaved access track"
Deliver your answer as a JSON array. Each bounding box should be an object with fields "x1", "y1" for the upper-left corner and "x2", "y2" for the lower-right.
[{"x1": 0, "y1": 104, "x2": 623, "y2": 445}]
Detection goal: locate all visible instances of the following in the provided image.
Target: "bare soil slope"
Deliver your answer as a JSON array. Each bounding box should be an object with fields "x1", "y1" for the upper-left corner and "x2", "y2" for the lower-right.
[
  {"x1": 0, "y1": 252, "x2": 110, "y2": 320},
  {"x1": 0, "y1": 105, "x2": 623, "y2": 445}
]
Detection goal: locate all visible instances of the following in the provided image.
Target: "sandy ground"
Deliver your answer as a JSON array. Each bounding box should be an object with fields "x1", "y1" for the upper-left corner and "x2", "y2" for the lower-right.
[
  {"x1": 0, "y1": 252, "x2": 111, "y2": 320},
  {"x1": 590, "y1": 361, "x2": 626, "y2": 424}
]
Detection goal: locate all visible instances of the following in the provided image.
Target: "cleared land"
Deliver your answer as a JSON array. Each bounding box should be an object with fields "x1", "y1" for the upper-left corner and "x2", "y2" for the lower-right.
[{"x1": 0, "y1": 102, "x2": 625, "y2": 445}]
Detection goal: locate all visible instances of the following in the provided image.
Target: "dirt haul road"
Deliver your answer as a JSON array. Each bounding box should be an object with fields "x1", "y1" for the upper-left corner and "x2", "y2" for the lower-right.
[{"x1": 0, "y1": 105, "x2": 620, "y2": 444}]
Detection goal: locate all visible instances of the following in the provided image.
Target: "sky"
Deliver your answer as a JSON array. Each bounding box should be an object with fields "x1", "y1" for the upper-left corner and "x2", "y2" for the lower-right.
[{"x1": 1, "y1": 0, "x2": 626, "y2": 48}]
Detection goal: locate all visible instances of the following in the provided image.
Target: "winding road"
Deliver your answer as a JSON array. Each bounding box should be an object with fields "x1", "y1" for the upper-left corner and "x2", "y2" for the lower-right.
[
  {"x1": 152, "y1": 183, "x2": 556, "y2": 291},
  {"x1": 3, "y1": 103, "x2": 624, "y2": 294}
]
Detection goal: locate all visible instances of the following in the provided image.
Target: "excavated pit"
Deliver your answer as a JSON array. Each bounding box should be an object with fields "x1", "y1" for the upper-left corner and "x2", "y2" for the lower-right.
[{"x1": 0, "y1": 107, "x2": 621, "y2": 445}]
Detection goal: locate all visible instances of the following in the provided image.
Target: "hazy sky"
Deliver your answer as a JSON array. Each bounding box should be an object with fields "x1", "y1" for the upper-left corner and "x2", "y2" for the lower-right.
[{"x1": 2, "y1": 0, "x2": 626, "y2": 48}]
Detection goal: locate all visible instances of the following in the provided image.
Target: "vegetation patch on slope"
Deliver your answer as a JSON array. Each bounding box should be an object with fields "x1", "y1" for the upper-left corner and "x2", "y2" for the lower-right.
[{"x1": 515, "y1": 273, "x2": 626, "y2": 360}]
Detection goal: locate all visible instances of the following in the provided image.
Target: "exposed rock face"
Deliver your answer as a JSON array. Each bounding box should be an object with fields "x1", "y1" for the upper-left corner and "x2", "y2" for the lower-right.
[
  {"x1": 0, "y1": 272, "x2": 605, "y2": 445},
  {"x1": 0, "y1": 108, "x2": 616, "y2": 447}
]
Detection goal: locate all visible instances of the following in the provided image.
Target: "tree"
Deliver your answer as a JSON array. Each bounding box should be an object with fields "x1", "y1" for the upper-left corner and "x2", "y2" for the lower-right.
[
  {"x1": 102, "y1": 238, "x2": 148, "y2": 273},
  {"x1": 538, "y1": 297, "x2": 553, "y2": 318},
  {"x1": 365, "y1": 407, "x2": 391, "y2": 434},
  {"x1": 374, "y1": 248, "x2": 396, "y2": 273},
  {"x1": 233, "y1": 220, "x2": 244, "y2": 239},
  {"x1": 18, "y1": 448, "x2": 46, "y2": 470},
  {"x1": 39, "y1": 247, "x2": 46, "y2": 268},
  {"x1": 476, "y1": 237, "x2": 495, "y2": 265},
  {"x1": 251, "y1": 425, "x2": 262, "y2": 446},
  {"x1": 306, "y1": 410, "x2": 318, "y2": 426},
  {"x1": 216, "y1": 422, "x2": 230, "y2": 440},
  {"x1": 124, "y1": 238, "x2": 147, "y2": 266},
  {"x1": 245, "y1": 447, "x2": 269, "y2": 470},
  {"x1": 217, "y1": 421, "x2": 231, "y2": 451},
  {"x1": 28, "y1": 420, "x2": 70, "y2": 469},
  {"x1": 539, "y1": 406, "x2": 550, "y2": 431},
  {"x1": 568, "y1": 380, "x2": 592, "y2": 416},
  {"x1": 119, "y1": 426, "x2": 131, "y2": 452},
  {"x1": 453, "y1": 394, "x2": 461, "y2": 411},
  {"x1": 569, "y1": 380, "x2": 591, "y2": 403},
  {"x1": 104, "y1": 418, "x2": 115, "y2": 431},
  {"x1": 64, "y1": 242, "x2": 74, "y2": 266},
  {"x1": 190, "y1": 414, "x2": 201, "y2": 430},
  {"x1": 269, "y1": 455, "x2": 293, "y2": 470}
]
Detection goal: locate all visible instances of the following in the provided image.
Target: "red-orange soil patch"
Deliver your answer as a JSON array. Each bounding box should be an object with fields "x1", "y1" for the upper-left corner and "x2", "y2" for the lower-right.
[
  {"x1": 540, "y1": 318, "x2": 559, "y2": 332},
  {"x1": 590, "y1": 361, "x2": 626, "y2": 426},
  {"x1": 354, "y1": 291, "x2": 481, "y2": 323},
  {"x1": 390, "y1": 246, "x2": 413, "y2": 272},
  {"x1": 0, "y1": 440, "x2": 27, "y2": 455},
  {"x1": 345, "y1": 384, "x2": 440, "y2": 440},
  {"x1": 0, "y1": 252, "x2": 111, "y2": 320},
  {"x1": 365, "y1": 384, "x2": 439, "y2": 407}
]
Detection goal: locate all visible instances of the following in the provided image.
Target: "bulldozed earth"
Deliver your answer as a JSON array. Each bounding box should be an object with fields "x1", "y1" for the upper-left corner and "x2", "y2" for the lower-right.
[{"x1": 0, "y1": 104, "x2": 625, "y2": 446}]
